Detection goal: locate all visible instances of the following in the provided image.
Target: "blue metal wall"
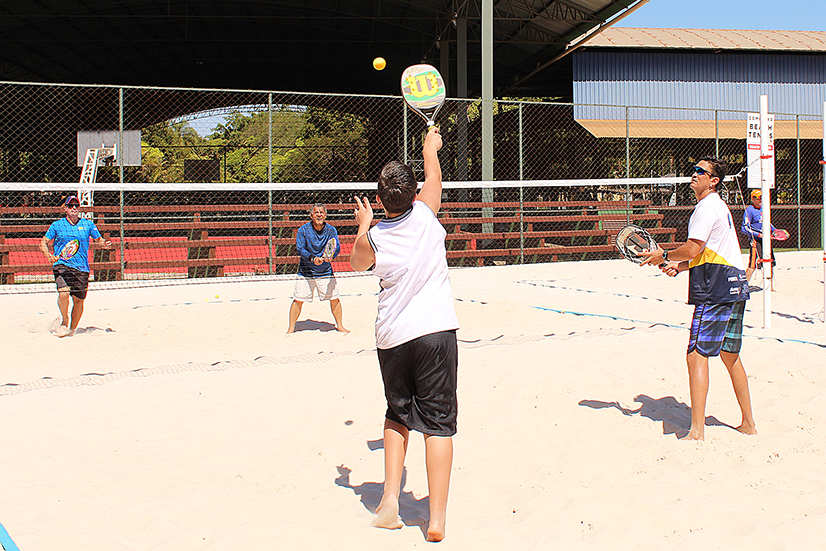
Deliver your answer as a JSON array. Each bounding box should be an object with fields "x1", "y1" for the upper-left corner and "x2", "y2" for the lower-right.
[{"x1": 573, "y1": 50, "x2": 826, "y2": 120}]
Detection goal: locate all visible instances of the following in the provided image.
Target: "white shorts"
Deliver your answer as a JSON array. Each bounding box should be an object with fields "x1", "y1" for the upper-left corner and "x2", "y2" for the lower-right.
[{"x1": 293, "y1": 274, "x2": 339, "y2": 302}]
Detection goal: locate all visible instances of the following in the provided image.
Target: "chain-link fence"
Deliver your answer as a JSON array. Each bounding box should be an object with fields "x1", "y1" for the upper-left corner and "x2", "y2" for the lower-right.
[{"x1": 1, "y1": 81, "x2": 824, "y2": 289}]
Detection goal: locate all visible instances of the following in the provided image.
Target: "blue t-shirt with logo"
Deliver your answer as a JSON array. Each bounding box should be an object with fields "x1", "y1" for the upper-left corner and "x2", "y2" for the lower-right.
[
  {"x1": 44, "y1": 217, "x2": 101, "y2": 273},
  {"x1": 295, "y1": 221, "x2": 340, "y2": 278}
]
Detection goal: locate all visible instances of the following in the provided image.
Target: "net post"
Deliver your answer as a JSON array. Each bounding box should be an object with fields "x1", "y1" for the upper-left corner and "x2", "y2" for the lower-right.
[{"x1": 759, "y1": 94, "x2": 772, "y2": 329}]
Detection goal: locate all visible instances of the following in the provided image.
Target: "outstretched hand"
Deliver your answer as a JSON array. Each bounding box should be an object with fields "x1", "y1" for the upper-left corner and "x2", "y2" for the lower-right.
[{"x1": 354, "y1": 196, "x2": 374, "y2": 229}]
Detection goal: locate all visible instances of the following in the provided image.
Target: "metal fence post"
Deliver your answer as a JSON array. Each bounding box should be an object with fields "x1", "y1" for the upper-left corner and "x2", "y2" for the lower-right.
[
  {"x1": 796, "y1": 114, "x2": 801, "y2": 251},
  {"x1": 118, "y1": 87, "x2": 125, "y2": 278},
  {"x1": 625, "y1": 106, "x2": 630, "y2": 223},
  {"x1": 268, "y1": 92, "x2": 274, "y2": 274},
  {"x1": 519, "y1": 102, "x2": 524, "y2": 264},
  {"x1": 403, "y1": 102, "x2": 408, "y2": 165}
]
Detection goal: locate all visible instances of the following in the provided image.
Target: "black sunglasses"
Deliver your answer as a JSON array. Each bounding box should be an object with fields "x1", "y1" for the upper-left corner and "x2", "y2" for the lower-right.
[{"x1": 692, "y1": 166, "x2": 713, "y2": 176}]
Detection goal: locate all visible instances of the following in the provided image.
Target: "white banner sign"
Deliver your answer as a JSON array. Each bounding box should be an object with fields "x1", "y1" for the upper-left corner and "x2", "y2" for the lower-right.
[{"x1": 747, "y1": 112, "x2": 774, "y2": 189}]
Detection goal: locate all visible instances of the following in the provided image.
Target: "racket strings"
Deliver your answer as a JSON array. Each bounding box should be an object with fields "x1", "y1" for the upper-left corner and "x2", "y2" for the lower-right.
[{"x1": 616, "y1": 225, "x2": 657, "y2": 264}]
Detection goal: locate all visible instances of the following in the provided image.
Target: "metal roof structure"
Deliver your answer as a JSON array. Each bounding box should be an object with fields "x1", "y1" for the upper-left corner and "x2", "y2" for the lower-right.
[
  {"x1": 0, "y1": 0, "x2": 647, "y2": 99},
  {"x1": 573, "y1": 28, "x2": 826, "y2": 139},
  {"x1": 583, "y1": 27, "x2": 826, "y2": 52}
]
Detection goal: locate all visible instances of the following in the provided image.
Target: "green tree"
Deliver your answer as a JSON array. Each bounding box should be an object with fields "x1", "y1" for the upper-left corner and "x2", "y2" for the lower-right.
[{"x1": 276, "y1": 107, "x2": 369, "y2": 184}]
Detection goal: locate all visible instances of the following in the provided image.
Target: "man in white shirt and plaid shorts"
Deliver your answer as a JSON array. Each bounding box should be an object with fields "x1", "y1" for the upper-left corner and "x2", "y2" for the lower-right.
[{"x1": 641, "y1": 156, "x2": 756, "y2": 441}]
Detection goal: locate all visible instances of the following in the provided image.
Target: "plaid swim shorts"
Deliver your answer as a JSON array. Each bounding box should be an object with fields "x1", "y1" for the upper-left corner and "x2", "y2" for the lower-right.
[{"x1": 687, "y1": 301, "x2": 746, "y2": 357}]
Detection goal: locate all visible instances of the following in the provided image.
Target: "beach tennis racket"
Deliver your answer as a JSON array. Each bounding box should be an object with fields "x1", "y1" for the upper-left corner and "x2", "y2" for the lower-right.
[
  {"x1": 55, "y1": 239, "x2": 80, "y2": 262},
  {"x1": 401, "y1": 64, "x2": 446, "y2": 127},
  {"x1": 616, "y1": 224, "x2": 666, "y2": 267},
  {"x1": 771, "y1": 228, "x2": 790, "y2": 241},
  {"x1": 320, "y1": 237, "x2": 337, "y2": 262}
]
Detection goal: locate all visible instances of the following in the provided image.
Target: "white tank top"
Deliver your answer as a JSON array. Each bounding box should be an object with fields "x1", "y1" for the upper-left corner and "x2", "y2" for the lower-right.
[{"x1": 367, "y1": 201, "x2": 460, "y2": 349}]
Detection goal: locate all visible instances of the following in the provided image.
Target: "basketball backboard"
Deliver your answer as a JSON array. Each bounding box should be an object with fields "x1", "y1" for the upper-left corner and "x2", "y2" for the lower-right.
[{"x1": 77, "y1": 130, "x2": 141, "y2": 166}]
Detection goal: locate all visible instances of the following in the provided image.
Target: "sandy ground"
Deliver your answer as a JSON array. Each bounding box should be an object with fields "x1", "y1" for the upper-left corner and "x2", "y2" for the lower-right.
[{"x1": 1, "y1": 251, "x2": 825, "y2": 550}]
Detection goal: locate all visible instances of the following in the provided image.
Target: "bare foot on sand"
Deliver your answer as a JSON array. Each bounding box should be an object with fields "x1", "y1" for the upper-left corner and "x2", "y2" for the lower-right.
[
  {"x1": 737, "y1": 422, "x2": 757, "y2": 435},
  {"x1": 336, "y1": 326, "x2": 351, "y2": 334},
  {"x1": 681, "y1": 430, "x2": 704, "y2": 441},
  {"x1": 426, "y1": 516, "x2": 445, "y2": 542},
  {"x1": 372, "y1": 496, "x2": 403, "y2": 530}
]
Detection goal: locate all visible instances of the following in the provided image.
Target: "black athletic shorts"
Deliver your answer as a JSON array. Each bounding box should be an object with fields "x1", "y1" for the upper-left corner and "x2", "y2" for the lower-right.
[
  {"x1": 53, "y1": 265, "x2": 89, "y2": 300},
  {"x1": 377, "y1": 330, "x2": 458, "y2": 436}
]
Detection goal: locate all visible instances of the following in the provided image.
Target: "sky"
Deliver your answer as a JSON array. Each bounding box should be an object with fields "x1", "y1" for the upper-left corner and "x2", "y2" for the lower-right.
[{"x1": 613, "y1": 0, "x2": 826, "y2": 31}]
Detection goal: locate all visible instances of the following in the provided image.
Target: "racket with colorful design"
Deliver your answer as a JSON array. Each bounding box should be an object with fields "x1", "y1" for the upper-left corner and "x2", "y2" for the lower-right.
[
  {"x1": 320, "y1": 237, "x2": 337, "y2": 262},
  {"x1": 55, "y1": 239, "x2": 80, "y2": 262},
  {"x1": 616, "y1": 224, "x2": 666, "y2": 267},
  {"x1": 401, "y1": 64, "x2": 446, "y2": 127},
  {"x1": 771, "y1": 228, "x2": 790, "y2": 241}
]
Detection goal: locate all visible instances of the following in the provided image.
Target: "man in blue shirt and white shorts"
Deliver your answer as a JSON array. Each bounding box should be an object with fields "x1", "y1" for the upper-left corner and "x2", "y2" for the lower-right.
[
  {"x1": 39, "y1": 196, "x2": 112, "y2": 337},
  {"x1": 286, "y1": 203, "x2": 348, "y2": 334}
]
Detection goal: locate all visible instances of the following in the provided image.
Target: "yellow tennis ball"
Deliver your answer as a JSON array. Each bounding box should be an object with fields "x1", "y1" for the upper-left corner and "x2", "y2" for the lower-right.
[{"x1": 373, "y1": 57, "x2": 386, "y2": 71}]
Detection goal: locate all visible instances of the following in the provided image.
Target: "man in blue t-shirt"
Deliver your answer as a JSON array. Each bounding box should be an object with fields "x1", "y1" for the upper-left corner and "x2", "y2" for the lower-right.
[
  {"x1": 286, "y1": 203, "x2": 348, "y2": 334},
  {"x1": 39, "y1": 196, "x2": 112, "y2": 337},
  {"x1": 741, "y1": 189, "x2": 776, "y2": 288}
]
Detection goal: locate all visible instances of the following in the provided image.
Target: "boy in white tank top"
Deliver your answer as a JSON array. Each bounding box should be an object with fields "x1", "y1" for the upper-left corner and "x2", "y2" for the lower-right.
[{"x1": 350, "y1": 126, "x2": 458, "y2": 542}]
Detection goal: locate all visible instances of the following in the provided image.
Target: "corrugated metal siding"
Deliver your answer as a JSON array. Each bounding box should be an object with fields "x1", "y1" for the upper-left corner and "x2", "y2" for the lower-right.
[{"x1": 573, "y1": 50, "x2": 826, "y2": 121}]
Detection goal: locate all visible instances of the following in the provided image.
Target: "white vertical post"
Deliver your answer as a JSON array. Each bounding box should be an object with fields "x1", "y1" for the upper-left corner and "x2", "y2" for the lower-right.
[{"x1": 759, "y1": 95, "x2": 772, "y2": 328}]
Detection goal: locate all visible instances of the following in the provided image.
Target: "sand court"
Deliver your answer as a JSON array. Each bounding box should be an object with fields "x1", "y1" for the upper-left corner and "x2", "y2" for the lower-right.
[{"x1": 1, "y1": 251, "x2": 825, "y2": 549}]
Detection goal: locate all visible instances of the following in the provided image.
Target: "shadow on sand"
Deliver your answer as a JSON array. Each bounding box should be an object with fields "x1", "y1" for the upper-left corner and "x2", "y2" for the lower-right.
[
  {"x1": 335, "y1": 438, "x2": 430, "y2": 537},
  {"x1": 293, "y1": 319, "x2": 337, "y2": 332},
  {"x1": 579, "y1": 394, "x2": 733, "y2": 438}
]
